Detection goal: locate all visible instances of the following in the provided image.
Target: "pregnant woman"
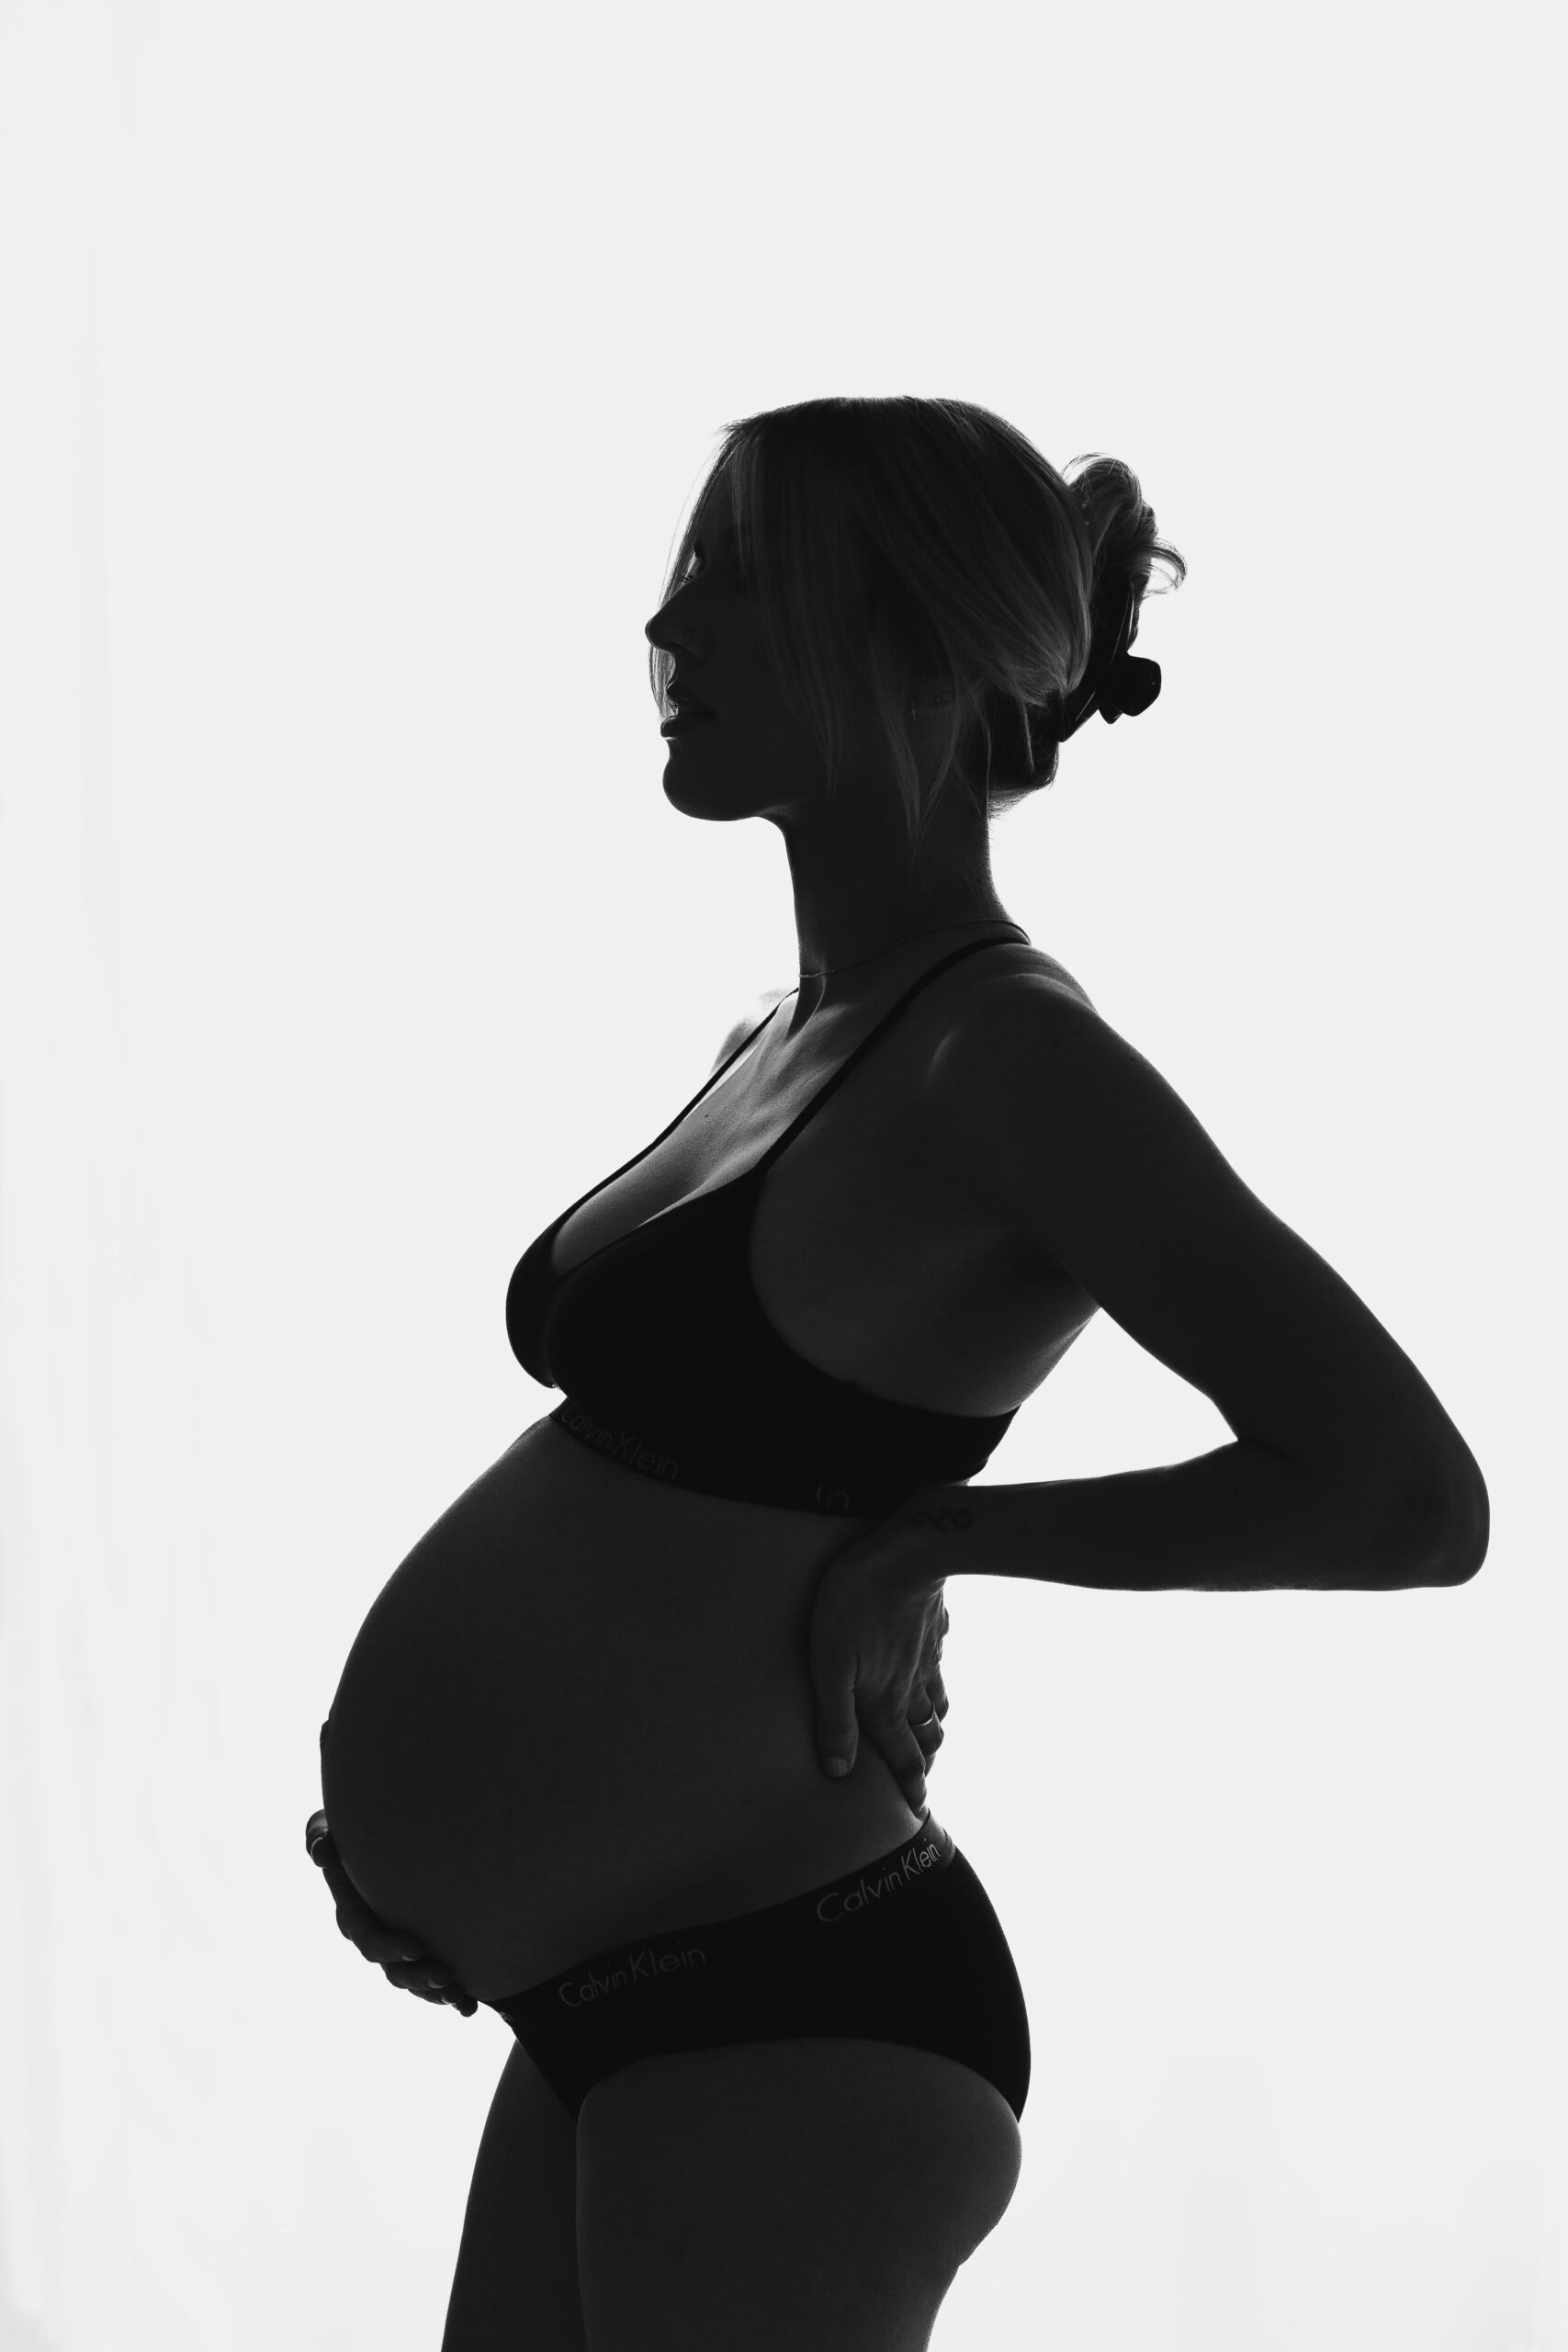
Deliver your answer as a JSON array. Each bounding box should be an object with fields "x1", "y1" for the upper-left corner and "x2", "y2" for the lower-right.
[{"x1": 306, "y1": 396, "x2": 1489, "y2": 2352}]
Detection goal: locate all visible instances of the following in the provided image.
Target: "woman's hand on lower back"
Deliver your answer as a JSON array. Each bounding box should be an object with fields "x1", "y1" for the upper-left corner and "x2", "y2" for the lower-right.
[{"x1": 305, "y1": 1810, "x2": 477, "y2": 2015}]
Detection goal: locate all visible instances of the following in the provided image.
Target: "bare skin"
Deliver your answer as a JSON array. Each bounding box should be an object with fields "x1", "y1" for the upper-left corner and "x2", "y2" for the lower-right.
[
  {"x1": 305, "y1": 458, "x2": 1483, "y2": 2352},
  {"x1": 316, "y1": 932, "x2": 1099, "y2": 2006},
  {"x1": 314, "y1": 480, "x2": 1097, "y2": 2004},
  {"x1": 652, "y1": 466, "x2": 1016, "y2": 1005}
]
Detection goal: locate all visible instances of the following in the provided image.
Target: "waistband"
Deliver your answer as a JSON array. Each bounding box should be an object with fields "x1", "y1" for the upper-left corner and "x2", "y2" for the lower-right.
[
  {"x1": 504, "y1": 1811, "x2": 958, "y2": 2017},
  {"x1": 548, "y1": 1394, "x2": 962, "y2": 1519}
]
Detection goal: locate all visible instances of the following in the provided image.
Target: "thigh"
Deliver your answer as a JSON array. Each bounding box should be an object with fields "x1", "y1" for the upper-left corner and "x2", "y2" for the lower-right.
[
  {"x1": 576, "y1": 2037, "x2": 1024, "y2": 2352},
  {"x1": 441, "y1": 2041, "x2": 587, "y2": 2352}
]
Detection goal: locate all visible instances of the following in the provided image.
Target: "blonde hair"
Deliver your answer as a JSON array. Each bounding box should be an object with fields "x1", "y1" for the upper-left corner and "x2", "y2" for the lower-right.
[{"x1": 649, "y1": 395, "x2": 1190, "y2": 866}]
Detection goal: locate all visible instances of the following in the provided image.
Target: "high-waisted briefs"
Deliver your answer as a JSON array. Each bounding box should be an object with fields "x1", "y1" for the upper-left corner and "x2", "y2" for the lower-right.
[{"x1": 481, "y1": 1812, "x2": 1031, "y2": 2123}]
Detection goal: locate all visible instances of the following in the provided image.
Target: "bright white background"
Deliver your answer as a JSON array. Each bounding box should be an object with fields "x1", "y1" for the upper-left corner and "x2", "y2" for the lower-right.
[{"x1": 1, "y1": 3, "x2": 1562, "y2": 2346}]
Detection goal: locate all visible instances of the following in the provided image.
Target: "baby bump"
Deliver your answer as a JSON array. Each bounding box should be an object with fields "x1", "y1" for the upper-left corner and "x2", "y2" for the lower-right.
[
  {"x1": 316, "y1": 1505, "x2": 694, "y2": 1958},
  {"x1": 314, "y1": 1418, "x2": 914, "y2": 1995}
]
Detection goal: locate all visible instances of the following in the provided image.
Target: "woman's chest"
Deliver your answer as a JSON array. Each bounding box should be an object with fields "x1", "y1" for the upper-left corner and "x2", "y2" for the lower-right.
[{"x1": 550, "y1": 981, "x2": 1096, "y2": 1418}]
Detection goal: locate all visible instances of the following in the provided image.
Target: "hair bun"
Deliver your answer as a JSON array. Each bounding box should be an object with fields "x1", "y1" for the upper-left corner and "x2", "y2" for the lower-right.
[{"x1": 1096, "y1": 650, "x2": 1161, "y2": 724}]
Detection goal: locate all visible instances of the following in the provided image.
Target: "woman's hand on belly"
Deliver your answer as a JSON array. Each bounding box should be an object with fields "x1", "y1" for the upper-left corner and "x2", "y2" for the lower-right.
[
  {"x1": 807, "y1": 1522, "x2": 951, "y2": 1815},
  {"x1": 306, "y1": 1811, "x2": 478, "y2": 2017}
]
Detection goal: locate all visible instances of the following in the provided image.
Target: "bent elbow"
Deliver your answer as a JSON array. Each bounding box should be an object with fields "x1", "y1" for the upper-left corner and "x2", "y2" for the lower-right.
[
  {"x1": 1447, "y1": 1487, "x2": 1490, "y2": 1583},
  {"x1": 1424, "y1": 1477, "x2": 1490, "y2": 1585}
]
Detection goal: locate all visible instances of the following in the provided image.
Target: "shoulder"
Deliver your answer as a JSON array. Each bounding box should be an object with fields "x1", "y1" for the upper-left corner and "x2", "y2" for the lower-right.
[
  {"x1": 956, "y1": 940, "x2": 1099, "y2": 1015},
  {"x1": 918, "y1": 944, "x2": 1099, "y2": 1090},
  {"x1": 922, "y1": 960, "x2": 1236, "y2": 1250},
  {"x1": 707, "y1": 982, "x2": 795, "y2": 1076}
]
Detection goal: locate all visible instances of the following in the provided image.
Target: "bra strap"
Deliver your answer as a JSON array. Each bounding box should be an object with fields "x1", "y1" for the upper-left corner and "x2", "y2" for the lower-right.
[{"x1": 754, "y1": 926, "x2": 1031, "y2": 1173}]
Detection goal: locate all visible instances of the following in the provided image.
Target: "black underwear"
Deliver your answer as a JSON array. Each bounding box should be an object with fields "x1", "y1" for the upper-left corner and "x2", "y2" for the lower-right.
[{"x1": 482, "y1": 1813, "x2": 1031, "y2": 2124}]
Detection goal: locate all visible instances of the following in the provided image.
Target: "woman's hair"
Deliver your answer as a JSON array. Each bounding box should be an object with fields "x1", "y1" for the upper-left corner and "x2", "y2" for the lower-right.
[{"x1": 649, "y1": 395, "x2": 1189, "y2": 866}]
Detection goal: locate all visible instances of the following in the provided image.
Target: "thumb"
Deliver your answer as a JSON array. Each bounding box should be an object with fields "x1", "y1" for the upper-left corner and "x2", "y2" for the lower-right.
[{"x1": 818, "y1": 1686, "x2": 857, "y2": 1779}]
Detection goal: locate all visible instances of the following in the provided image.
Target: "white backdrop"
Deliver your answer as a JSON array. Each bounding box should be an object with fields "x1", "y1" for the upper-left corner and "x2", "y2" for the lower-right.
[{"x1": 2, "y1": 3, "x2": 1562, "y2": 2347}]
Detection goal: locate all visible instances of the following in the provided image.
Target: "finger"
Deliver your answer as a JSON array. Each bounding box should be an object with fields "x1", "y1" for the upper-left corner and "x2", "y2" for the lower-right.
[
  {"x1": 313, "y1": 1844, "x2": 412, "y2": 1955},
  {"x1": 324, "y1": 1866, "x2": 434, "y2": 1966},
  {"x1": 911, "y1": 1710, "x2": 945, "y2": 1756},
  {"x1": 347, "y1": 1911, "x2": 434, "y2": 1967},
  {"x1": 816, "y1": 1673, "x2": 859, "y2": 1778},
  {"x1": 381, "y1": 1940, "x2": 471, "y2": 1998},
  {"x1": 412, "y1": 1987, "x2": 479, "y2": 2015},
  {"x1": 924, "y1": 1657, "x2": 949, "y2": 1720},
  {"x1": 312, "y1": 1837, "x2": 350, "y2": 1899},
  {"x1": 381, "y1": 1955, "x2": 459, "y2": 1992},
  {"x1": 322, "y1": 1863, "x2": 405, "y2": 1954},
  {"x1": 870, "y1": 1712, "x2": 931, "y2": 1811}
]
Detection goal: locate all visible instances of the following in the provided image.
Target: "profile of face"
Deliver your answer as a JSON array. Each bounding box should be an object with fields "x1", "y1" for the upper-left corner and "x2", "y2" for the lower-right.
[
  {"x1": 643, "y1": 477, "x2": 887, "y2": 839},
  {"x1": 642, "y1": 468, "x2": 1010, "y2": 983}
]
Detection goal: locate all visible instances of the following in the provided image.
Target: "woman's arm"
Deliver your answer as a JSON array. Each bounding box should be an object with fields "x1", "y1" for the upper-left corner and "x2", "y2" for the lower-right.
[
  {"x1": 920, "y1": 975, "x2": 1488, "y2": 1588},
  {"x1": 886, "y1": 1446, "x2": 1475, "y2": 1593}
]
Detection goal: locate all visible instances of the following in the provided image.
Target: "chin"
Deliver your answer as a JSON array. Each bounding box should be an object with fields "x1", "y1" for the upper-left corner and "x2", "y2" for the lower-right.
[{"x1": 662, "y1": 773, "x2": 751, "y2": 821}]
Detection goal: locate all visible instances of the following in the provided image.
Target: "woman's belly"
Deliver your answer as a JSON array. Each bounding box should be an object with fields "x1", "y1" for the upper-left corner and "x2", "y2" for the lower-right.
[{"x1": 318, "y1": 1414, "x2": 928, "y2": 2001}]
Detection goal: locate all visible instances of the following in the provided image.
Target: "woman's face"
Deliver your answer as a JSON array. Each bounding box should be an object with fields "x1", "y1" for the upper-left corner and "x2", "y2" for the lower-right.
[
  {"x1": 643, "y1": 479, "x2": 878, "y2": 830},
  {"x1": 642, "y1": 471, "x2": 1006, "y2": 976}
]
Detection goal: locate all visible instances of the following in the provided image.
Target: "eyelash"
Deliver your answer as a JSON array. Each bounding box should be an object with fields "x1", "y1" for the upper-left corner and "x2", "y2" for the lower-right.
[{"x1": 684, "y1": 546, "x2": 749, "y2": 590}]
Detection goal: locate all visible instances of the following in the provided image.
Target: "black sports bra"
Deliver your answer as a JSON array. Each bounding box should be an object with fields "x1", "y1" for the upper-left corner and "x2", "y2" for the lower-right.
[{"x1": 505, "y1": 929, "x2": 1030, "y2": 1516}]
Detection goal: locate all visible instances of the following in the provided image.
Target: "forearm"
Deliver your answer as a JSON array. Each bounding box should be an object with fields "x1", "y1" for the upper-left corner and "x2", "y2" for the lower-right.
[{"x1": 908, "y1": 1440, "x2": 1476, "y2": 1593}]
